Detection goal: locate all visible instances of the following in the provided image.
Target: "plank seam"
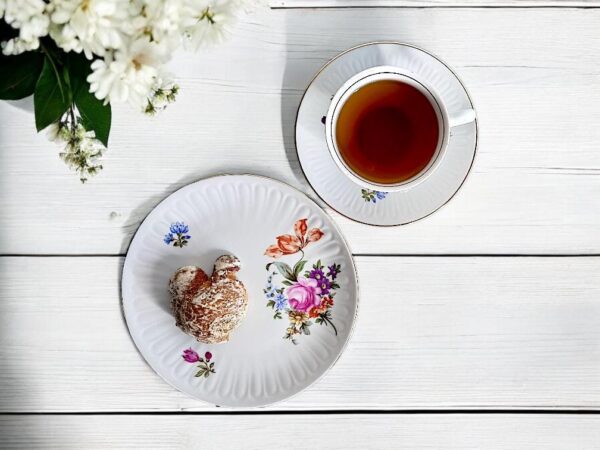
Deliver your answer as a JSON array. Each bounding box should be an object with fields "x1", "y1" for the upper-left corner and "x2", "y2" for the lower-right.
[
  {"x1": 270, "y1": 5, "x2": 600, "y2": 9},
  {"x1": 0, "y1": 254, "x2": 599, "y2": 258},
  {"x1": 2, "y1": 410, "x2": 600, "y2": 416}
]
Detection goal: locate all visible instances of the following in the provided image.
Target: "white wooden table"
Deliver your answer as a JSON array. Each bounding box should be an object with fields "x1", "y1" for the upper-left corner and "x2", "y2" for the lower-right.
[{"x1": 1, "y1": 1, "x2": 600, "y2": 448}]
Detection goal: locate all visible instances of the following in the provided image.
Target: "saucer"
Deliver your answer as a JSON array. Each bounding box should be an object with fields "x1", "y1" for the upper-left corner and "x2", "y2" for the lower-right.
[
  {"x1": 296, "y1": 42, "x2": 478, "y2": 226},
  {"x1": 122, "y1": 175, "x2": 358, "y2": 407}
]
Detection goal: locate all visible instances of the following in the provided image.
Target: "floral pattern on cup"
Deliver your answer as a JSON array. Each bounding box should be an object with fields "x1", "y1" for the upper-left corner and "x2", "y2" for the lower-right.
[
  {"x1": 264, "y1": 218, "x2": 340, "y2": 345},
  {"x1": 182, "y1": 348, "x2": 215, "y2": 378},
  {"x1": 164, "y1": 222, "x2": 191, "y2": 247},
  {"x1": 361, "y1": 189, "x2": 387, "y2": 203}
]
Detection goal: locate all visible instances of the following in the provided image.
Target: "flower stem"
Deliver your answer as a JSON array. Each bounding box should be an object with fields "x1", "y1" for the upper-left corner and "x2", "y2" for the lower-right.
[
  {"x1": 68, "y1": 106, "x2": 77, "y2": 134},
  {"x1": 324, "y1": 316, "x2": 338, "y2": 335}
]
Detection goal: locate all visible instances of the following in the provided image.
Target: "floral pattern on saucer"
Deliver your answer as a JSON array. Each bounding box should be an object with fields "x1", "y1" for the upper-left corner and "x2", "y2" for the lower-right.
[
  {"x1": 182, "y1": 348, "x2": 216, "y2": 378},
  {"x1": 264, "y1": 218, "x2": 340, "y2": 345},
  {"x1": 361, "y1": 189, "x2": 387, "y2": 203}
]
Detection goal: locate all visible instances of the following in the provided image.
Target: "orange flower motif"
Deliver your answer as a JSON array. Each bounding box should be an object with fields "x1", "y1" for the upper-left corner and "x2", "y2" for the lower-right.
[
  {"x1": 294, "y1": 218, "x2": 308, "y2": 244},
  {"x1": 309, "y1": 296, "x2": 334, "y2": 318},
  {"x1": 264, "y1": 218, "x2": 324, "y2": 258},
  {"x1": 264, "y1": 244, "x2": 284, "y2": 258},
  {"x1": 276, "y1": 234, "x2": 302, "y2": 254},
  {"x1": 321, "y1": 296, "x2": 334, "y2": 308},
  {"x1": 307, "y1": 228, "x2": 324, "y2": 244}
]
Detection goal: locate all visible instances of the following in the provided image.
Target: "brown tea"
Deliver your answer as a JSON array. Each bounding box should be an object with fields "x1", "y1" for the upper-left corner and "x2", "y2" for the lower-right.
[{"x1": 335, "y1": 79, "x2": 440, "y2": 185}]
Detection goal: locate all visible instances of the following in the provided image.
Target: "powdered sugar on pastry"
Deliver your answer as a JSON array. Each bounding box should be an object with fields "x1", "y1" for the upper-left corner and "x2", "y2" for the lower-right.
[{"x1": 169, "y1": 255, "x2": 248, "y2": 344}]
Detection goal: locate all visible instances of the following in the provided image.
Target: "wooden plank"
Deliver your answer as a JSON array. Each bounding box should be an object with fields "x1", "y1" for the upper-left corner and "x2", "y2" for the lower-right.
[
  {"x1": 1, "y1": 8, "x2": 600, "y2": 255},
  {"x1": 1, "y1": 256, "x2": 598, "y2": 412},
  {"x1": 2, "y1": 414, "x2": 600, "y2": 449},
  {"x1": 272, "y1": 0, "x2": 600, "y2": 7}
]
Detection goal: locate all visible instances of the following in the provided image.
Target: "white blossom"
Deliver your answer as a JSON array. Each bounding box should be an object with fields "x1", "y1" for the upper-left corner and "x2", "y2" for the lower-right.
[
  {"x1": 47, "y1": 0, "x2": 131, "y2": 58},
  {"x1": 182, "y1": 0, "x2": 235, "y2": 50},
  {"x1": 1, "y1": 0, "x2": 49, "y2": 55},
  {"x1": 134, "y1": 0, "x2": 186, "y2": 51},
  {"x1": 144, "y1": 75, "x2": 179, "y2": 115},
  {"x1": 87, "y1": 37, "x2": 165, "y2": 108},
  {"x1": 4, "y1": 0, "x2": 260, "y2": 107},
  {"x1": 48, "y1": 21, "x2": 82, "y2": 53},
  {"x1": 49, "y1": 116, "x2": 106, "y2": 182}
]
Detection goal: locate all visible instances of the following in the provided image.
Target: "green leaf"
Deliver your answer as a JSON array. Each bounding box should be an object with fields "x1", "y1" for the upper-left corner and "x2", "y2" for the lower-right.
[
  {"x1": 266, "y1": 300, "x2": 276, "y2": 308},
  {"x1": 34, "y1": 56, "x2": 70, "y2": 131},
  {"x1": 266, "y1": 262, "x2": 296, "y2": 282},
  {"x1": 281, "y1": 280, "x2": 293, "y2": 287},
  {"x1": 293, "y1": 259, "x2": 307, "y2": 278},
  {"x1": 0, "y1": 51, "x2": 44, "y2": 100},
  {"x1": 65, "y1": 52, "x2": 88, "y2": 95},
  {"x1": 68, "y1": 53, "x2": 111, "y2": 146}
]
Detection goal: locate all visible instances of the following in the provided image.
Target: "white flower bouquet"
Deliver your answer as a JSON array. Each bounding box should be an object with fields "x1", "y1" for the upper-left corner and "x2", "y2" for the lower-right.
[{"x1": 0, "y1": 0, "x2": 256, "y2": 181}]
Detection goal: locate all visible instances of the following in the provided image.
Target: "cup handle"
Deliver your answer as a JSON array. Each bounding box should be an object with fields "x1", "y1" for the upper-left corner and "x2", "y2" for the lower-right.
[{"x1": 449, "y1": 109, "x2": 476, "y2": 129}]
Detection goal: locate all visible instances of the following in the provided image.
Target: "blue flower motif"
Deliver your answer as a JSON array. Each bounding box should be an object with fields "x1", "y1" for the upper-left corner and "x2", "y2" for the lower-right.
[
  {"x1": 170, "y1": 222, "x2": 189, "y2": 235},
  {"x1": 266, "y1": 290, "x2": 276, "y2": 299},
  {"x1": 164, "y1": 222, "x2": 191, "y2": 248},
  {"x1": 361, "y1": 189, "x2": 388, "y2": 203},
  {"x1": 274, "y1": 293, "x2": 288, "y2": 310}
]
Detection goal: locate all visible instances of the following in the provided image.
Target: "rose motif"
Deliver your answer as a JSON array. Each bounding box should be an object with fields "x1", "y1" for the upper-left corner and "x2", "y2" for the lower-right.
[
  {"x1": 264, "y1": 218, "x2": 339, "y2": 344},
  {"x1": 285, "y1": 277, "x2": 322, "y2": 313}
]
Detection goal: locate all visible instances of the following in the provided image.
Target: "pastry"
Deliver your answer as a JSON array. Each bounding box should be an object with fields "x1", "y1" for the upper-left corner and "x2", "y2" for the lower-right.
[{"x1": 169, "y1": 255, "x2": 248, "y2": 344}]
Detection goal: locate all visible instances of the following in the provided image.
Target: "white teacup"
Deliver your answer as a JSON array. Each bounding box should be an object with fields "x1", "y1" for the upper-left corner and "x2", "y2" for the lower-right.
[{"x1": 325, "y1": 66, "x2": 476, "y2": 192}]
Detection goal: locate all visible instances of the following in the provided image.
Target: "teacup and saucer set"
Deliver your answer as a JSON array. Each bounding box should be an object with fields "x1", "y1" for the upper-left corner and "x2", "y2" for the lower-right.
[
  {"x1": 296, "y1": 42, "x2": 478, "y2": 226},
  {"x1": 121, "y1": 42, "x2": 477, "y2": 408}
]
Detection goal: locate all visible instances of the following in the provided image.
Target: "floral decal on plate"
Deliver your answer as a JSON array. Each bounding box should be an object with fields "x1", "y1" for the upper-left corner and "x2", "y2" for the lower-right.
[
  {"x1": 164, "y1": 222, "x2": 191, "y2": 247},
  {"x1": 264, "y1": 218, "x2": 341, "y2": 345},
  {"x1": 361, "y1": 189, "x2": 387, "y2": 203},
  {"x1": 182, "y1": 348, "x2": 215, "y2": 378}
]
